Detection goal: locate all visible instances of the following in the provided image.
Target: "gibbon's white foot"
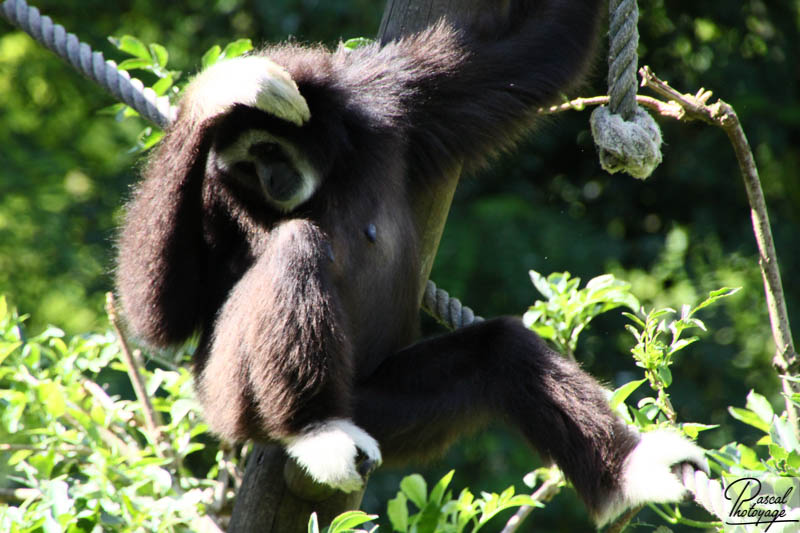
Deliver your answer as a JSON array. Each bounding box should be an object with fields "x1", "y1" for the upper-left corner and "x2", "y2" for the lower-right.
[
  {"x1": 284, "y1": 419, "x2": 382, "y2": 493},
  {"x1": 596, "y1": 429, "x2": 709, "y2": 527}
]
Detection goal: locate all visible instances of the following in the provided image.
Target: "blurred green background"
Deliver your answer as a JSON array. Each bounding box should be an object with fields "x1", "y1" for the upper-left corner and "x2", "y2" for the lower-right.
[{"x1": 1, "y1": 0, "x2": 798, "y2": 530}]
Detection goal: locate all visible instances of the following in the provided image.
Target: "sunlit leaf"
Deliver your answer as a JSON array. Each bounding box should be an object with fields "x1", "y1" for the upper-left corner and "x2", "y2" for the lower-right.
[
  {"x1": 609, "y1": 379, "x2": 647, "y2": 410},
  {"x1": 201, "y1": 45, "x2": 222, "y2": 69},
  {"x1": 326, "y1": 510, "x2": 378, "y2": 532},
  {"x1": 400, "y1": 474, "x2": 427, "y2": 509},
  {"x1": 342, "y1": 37, "x2": 374, "y2": 50},
  {"x1": 109, "y1": 35, "x2": 150, "y2": 59},
  {"x1": 149, "y1": 43, "x2": 169, "y2": 68},
  {"x1": 745, "y1": 390, "x2": 774, "y2": 425},
  {"x1": 222, "y1": 38, "x2": 254, "y2": 59},
  {"x1": 387, "y1": 493, "x2": 408, "y2": 532},
  {"x1": 728, "y1": 407, "x2": 771, "y2": 433}
]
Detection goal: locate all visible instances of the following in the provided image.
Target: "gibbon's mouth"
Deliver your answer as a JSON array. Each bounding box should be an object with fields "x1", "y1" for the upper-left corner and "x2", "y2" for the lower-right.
[{"x1": 256, "y1": 161, "x2": 303, "y2": 203}]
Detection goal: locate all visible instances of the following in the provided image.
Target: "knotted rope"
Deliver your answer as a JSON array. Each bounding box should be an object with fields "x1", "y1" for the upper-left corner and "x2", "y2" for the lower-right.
[{"x1": 590, "y1": 0, "x2": 662, "y2": 179}]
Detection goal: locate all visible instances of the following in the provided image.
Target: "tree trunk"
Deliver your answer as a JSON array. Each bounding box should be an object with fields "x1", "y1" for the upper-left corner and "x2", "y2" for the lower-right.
[{"x1": 228, "y1": 1, "x2": 501, "y2": 531}]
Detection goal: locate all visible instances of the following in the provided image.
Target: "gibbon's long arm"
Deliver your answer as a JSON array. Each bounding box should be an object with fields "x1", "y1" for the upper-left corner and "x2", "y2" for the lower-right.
[
  {"x1": 340, "y1": 0, "x2": 603, "y2": 178},
  {"x1": 116, "y1": 119, "x2": 211, "y2": 346}
]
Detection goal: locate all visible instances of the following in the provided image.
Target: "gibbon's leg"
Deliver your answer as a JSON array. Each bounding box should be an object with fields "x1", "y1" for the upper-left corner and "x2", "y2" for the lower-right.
[
  {"x1": 196, "y1": 219, "x2": 382, "y2": 492},
  {"x1": 354, "y1": 317, "x2": 706, "y2": 525}
]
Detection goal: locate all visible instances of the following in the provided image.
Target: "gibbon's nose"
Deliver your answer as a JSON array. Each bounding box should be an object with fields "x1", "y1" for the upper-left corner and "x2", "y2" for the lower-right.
[{"x1": 256, "y1": 161, "x2": 302, "y2": 202}]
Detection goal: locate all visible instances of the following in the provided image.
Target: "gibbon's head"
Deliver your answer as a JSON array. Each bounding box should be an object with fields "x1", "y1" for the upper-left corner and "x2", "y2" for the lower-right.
[{"x1": 182, "y1": 56, "x2": 319, "y2": 213}]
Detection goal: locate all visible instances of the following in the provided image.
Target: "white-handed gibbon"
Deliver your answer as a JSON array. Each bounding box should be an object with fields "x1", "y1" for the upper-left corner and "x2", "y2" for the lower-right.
[{"x1": 116, "y1": 0, "x2": 706, "y2": 525}]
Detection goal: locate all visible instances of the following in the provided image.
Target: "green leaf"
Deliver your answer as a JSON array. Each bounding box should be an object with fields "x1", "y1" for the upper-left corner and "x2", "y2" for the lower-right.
[
  {"x1": 110, "y1": 35, "x2": 151, "y2": 60},
  {"x1": 202, "y1": 45, "x2": 222, "y2": 69},
  {"x1": 745, "y1": 390, "x2": 774, "y2": 425},
  {"x1": 148, "y1": 43, "x2": 169, "y2": 68},
  {"x1": 529, "y1": 323, "x2": 556, "y2": 341},
  {"x1": 623, "y1": 312, "x2": 645, "y2": 328},
  {"x1": 117, "y1": 58, "x2": 153, "y2": 71},
  {"x1": 8, "y1": 449, "x2": 33, "y2": 466},
  {"x1": 681, "y1": 423, "x2": 718, "y2": 439},
  {"x1": 342, "y1": 37, "x2": 374, "y2": 50},
  {"x1": 771, "y1": 416, "x2": 800, "y2": 453},
  {"x1": 522, "y1": 309, "x2": 541, "y2": 329},
  {"x1": 631, "y1": 405, "x2": 654, "y2": 427},
  {"x1": 415, "y1": 502, "x2": 442, "y2": 533},
  {"x1": 429, "y1": 470, "x2": 454, "y2": 506},
  {"x1": 757, "y1": 434, "x2": 773, "y2": 446},
  {"x1": 308, "y1": 512, "x2": 320, "y2": 533},
  {"x1": 0, "y1": 341, "x2": 21, "y2": 366},
  {"x1": 769, "y1": 443, "x2": 789, "y2": 462},
  {"x1": 170, "y1": 398, "x2": 196, "y2": 424},
  {"x1": 657, "y1": 365, "x2": 673, "y2": 387},
  {"x1": 728, "y1": 406, "x2": 771, "y2": 433},
  {"x1": 787, "y1": 451, "x2": 800, "y2": 469},
  {"x1": 668, "y1": 337, "x2": 698, "y2": 355},
  {"x1": 387, "y1": 493, "x2": 409, "y2": 532},
  {"x1": 692, "y1": 286, "x2": 741, "y2": 314},
  {"x1": 326, "y1": 511, "x2": 377, "y2": 532},
  {"x1": 585, "y1": 274, "x2": 615, "y2": 289},
  {"x1": 640, "y1": 403, "x2": 660, "y2": 421},
  {"x1": 152, "y1": 75, "x2": 174, "y2": 96},
  {"x1": 609, "y1": 379, "x2": 646, "y2": 410},
  {"x1": 529, "y1": 270, "x2": 553, "y2": 299},
  {"x1": 505, "y1": 494, "x2": 540, "y2": 508},
  {"x1": 137, "y1": 128, "x2": 164, "y2": 151},
  {"x1": 400, "y1": 474, "x2": 427, "y2": 509},
  {"x1": 37, "y1": 381, "x2": 66, "y2": 418},
  {"x1": 736, "y1": 444, "x2": 764, "y2": 470},
  {"x1": 222, "y1": 38, "x2": 254, "y2": 59}
]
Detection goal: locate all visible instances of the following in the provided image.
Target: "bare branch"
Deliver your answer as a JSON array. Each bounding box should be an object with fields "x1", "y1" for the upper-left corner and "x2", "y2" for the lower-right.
[
  {"x1": 105, "y1": 292, "x2": 178, "y2": 461},
  {"x1": 639, "y1": 66, "x2": 800, "y2": 430},
  {"x1": 537, "y1": 94, "x2": 684, "y2": 119},
  {"x1": 500, "y1": 467, "x2": 564, "y2": 533}
]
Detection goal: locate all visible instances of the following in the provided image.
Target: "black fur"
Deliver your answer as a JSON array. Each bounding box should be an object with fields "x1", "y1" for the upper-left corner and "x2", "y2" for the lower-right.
[{"x1": 115, "y1": 0, "x2": 655, "y2": 521}]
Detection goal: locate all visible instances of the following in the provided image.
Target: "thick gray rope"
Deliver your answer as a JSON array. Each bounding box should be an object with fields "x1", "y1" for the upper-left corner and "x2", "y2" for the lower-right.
[
  {"x1": 591, "y1": 0, "x2": 662, "y2": 180},
  {"x1": 607, "y1": 0, "x2": 639, "y2": 120},
  {"x1": 680, "y1": 464, "x2": 728, "y2": 520},
  {"x1": 0, "y1": 0, "x2": 175, "y2": 129},
  {"x1": 422, "y1": 280, "x2": 483, "y2": 330}
]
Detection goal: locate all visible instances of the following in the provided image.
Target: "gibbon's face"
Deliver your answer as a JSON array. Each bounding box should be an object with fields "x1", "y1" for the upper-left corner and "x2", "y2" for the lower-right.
[
  {"x1": 182, "y1": 55, "x2": 316, "y2": 213},
  {"x1": 207, "y1": 129, "x2": 321, "y2": 213}
]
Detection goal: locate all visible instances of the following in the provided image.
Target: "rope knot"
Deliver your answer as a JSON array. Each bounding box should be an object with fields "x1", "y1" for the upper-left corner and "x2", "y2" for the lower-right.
[{"x1": 590, "y1": 105, "x2": 662, "y2": 180}]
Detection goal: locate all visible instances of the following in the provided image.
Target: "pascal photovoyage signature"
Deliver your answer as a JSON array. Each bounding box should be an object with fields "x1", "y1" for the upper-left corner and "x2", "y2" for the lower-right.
[{"x1": 725, "y1": 477, "x2": 799, "y2": 530}]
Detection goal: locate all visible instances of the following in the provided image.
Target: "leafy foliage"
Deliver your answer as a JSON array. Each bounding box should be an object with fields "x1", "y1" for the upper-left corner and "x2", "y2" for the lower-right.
[
  {"x1": 383, "y1": 471, "x2": 537, "y2": 533},
  {"x1": 0, "y1": 296, "x2": 238, "y2": 532},
  {"x1": 523, "y1": 271, "x2": 639, "y2": 358}
]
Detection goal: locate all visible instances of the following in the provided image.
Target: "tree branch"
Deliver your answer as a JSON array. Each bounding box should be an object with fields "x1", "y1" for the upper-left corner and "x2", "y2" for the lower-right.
[
  {"x1": 105, "y1": 292, "x2": 179, "y2": 463},
  {"x1": 500, "y1": 467, "x2": 564, "y2": 533},
  {"x1": 639, "y1": 66, "x2": 800, "y2": 430}
]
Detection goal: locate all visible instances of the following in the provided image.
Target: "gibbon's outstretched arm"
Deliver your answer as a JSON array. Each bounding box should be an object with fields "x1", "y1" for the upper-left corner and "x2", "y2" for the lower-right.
[
  {"x1": 340, "y1": 0, "x2": 604, "y2": 178},
  {"x1": 354, "y1": 318, "x2": 707, "y2": 526}
]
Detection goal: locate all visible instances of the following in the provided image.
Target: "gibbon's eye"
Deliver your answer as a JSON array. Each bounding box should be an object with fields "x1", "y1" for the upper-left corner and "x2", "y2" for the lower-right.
[
  {"x1": 211, "y1": 132, "x2": 320, "y2": 213},
  {"x1": 249, "y1": 142, "x2": 280, "y2": 161},
  {"x1": 232, "y1": 161, "x2": 256, "y2": 176}
]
